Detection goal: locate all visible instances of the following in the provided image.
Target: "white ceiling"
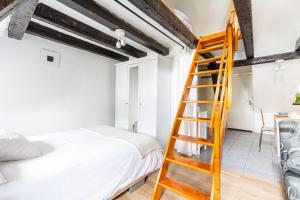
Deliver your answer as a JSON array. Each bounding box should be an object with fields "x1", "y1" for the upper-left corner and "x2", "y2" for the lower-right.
[
  {"x1": 163, "y1": 0, "x2": 230, "y2": 37},
  {"x1": 164, "y1": 0, "x2": 300, "y2": 58}
]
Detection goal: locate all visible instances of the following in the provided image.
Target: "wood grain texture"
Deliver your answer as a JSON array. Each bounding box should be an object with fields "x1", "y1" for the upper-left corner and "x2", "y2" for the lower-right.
[
  {"x1": 234, "y1": 51, "x2": 300, "y2": 67},
  {"x1": 8, "y1": 0, "x2": 39, "y2": 40},
  {"x1": 0, "y1": 0, "x2": 22, "y2": 21},
  {"x1": 33, "y1": 3, "x2": 146, "y2": 58},
  {"x1": 26, "y1": 21, "x2": 129, "y2": 62},
  {"x1": 233, "y1": 0, "x2": 254, "y2": 59},
  {"x1": 57, "y1": 0, "x2": 169, "y2": 56},
  {"x1": 126, "y1": 0, "x2": 197, "y2": 49},
  {"x1": 115, "y1": 165, "x2": 285, "y2": 200}
]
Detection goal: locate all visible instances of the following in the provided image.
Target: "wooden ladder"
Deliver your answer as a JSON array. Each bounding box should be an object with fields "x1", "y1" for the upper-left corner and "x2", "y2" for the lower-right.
[{"x1": 152, "y1": 4, "x2": 240, "y2": 200}]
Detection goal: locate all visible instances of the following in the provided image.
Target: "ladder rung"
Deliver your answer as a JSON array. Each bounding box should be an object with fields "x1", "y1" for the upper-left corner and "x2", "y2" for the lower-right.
[
  {"x1": 198, "y1": 44, "x2": 224, "y2": 54},
  {"x1": 177, "y1": 117, "x2": 211, "y2": 123},
  {"x1": 159, "y1": 178, "x2": 210, "y2": 200},
  {"x1": 173, "y1": 134, "x2": 214, "y2": 146},
  {"x1": 182, "y1": 100, "x2": 217, "y2": 104},
  {"x1": 166, "y1": 153, "x2": 212, "y2": 173},
  {"x1": 201, "y1": 32, "x2": 226, "y2": 47},
  {"x1": 187, "y1": 84, "x2": 222, "y2": 88},
  {"x1": 194, "y1": 56, "x2": 222, "y2": 64},
  {"x1": 191, "y1": 69, "x2": 224, "y2": 76},
  {"x1": 202, "y1": 31, "x2": 226, "y2": 42}
]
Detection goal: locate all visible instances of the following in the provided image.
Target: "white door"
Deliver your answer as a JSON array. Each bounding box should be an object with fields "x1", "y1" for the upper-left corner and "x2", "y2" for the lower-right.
[
  {"x1": 115, "y1": 64, "x2": 129, "y2": 129},
  {"x1": 137, "y1": 60, "x2": 157, "y2": 137},
  {"x1": 228, "y1": 73, "x2": 254, "y2": 131}
]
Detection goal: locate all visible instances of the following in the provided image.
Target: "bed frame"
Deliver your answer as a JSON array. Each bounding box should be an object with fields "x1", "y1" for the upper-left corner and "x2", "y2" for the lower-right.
[{"x1": 108, "y1": 170, "x2": 158, "y2": 200}]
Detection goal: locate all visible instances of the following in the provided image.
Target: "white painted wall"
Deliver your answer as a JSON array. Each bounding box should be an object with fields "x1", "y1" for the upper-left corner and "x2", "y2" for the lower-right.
[
  {"x1": 252, "y1": 60, "x2": 300, "y2": 132},
  {"x1": 0, "y1": 32, "x2": 117, "y2": 136}
]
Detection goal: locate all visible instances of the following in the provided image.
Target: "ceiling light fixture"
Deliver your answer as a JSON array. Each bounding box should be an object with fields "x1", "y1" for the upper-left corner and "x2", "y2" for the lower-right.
[
  {"x1": 115, "y1": 29, "x2": 126, "y2": 49},
  {"x1": 274, "y1": 59, "x2": 285, "y2": 72}
]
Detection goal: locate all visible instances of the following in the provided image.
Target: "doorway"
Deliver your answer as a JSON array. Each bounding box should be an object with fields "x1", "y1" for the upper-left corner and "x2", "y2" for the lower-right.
[{"x1": 227, "y1": 73, "x2": 254, "y2": 131}]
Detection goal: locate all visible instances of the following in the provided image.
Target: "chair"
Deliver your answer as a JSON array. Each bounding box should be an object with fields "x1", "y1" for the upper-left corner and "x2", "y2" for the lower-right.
[{"x1": 259, "y1": 108, "x2": 276, "y2": 152}]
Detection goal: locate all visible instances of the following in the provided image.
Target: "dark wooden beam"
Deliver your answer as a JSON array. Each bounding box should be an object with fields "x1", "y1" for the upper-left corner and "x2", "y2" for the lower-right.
[
  {"x1": 126, "y1": 0, "x2": 198, "y2": 49},
  {"x1": 57, "y1": 0, "x2": 169, "y2": 56},
  {"x1": 0, "y1": 0, "x2": 22, "y2": 21},
  {"x1": 234, "y1": 51, "x2": 300, "y2": 67},
  {"x1": 33, "y1": 4, "x2": 146, "y2": 58},
  {"x1": 26, "y1": 21, "x2": 129, "y2": 62},
  {"x1": 296, "y1": 37, "x2": 300, "y2": 51},
  {"x1": 8, "y1": 0, "x2": 39, "y2": 40},
  {"x1": 233, "y1": 0, "x2": 254, "y2": 59}
]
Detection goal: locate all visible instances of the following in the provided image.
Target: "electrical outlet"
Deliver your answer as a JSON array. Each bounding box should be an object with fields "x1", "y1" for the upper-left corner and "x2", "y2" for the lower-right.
[{"x1": 41, "y1": 49, "x2": 60, "y2": 67}]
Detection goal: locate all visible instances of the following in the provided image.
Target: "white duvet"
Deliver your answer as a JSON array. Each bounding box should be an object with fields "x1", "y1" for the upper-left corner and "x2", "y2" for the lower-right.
[{"x1": 0, "y1": 127, "x2": 163, "y2": 200}]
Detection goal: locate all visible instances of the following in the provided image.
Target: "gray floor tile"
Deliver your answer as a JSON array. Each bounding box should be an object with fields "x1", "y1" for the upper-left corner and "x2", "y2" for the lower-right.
[
  {"x1": 245, "y1": 153, "x2": 274, "y2": 176},
  {"x1": 222, "y1": 156, "x2": 247, "y2": 171},
  {"x1": 218, "y1": 129, "x2": 281, "y2": 183},
  {"x1": 273, "y1": 164, "x2": 283, "y2": 183}
]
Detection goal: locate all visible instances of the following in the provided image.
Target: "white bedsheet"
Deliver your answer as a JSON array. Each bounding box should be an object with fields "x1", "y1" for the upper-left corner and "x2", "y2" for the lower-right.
[
  {"x1": 0, "y1": 127, "x2": 163, "y2": 200},
  {"x1": 84, "y1": 126, "x2": 161, "y2": 158}
]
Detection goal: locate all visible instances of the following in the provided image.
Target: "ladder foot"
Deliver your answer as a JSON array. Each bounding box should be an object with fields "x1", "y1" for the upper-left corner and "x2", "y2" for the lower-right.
[{"x1": 152, "y1": 185, "x2": 163, "y2": 200}]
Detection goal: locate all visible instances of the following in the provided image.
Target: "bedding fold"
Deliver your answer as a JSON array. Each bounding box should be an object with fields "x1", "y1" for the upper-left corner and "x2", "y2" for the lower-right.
[{"x1": 83, "y1": 126, "x2": 162, "y2": 158}]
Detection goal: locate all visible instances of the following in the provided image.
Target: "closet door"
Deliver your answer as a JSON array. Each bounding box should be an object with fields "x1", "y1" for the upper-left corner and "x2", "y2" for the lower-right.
[
  {"x1": 115, "y1": 64, "x2": 129, "y2": 129},
  {"x1": 138, "y1": 60, "x2": 157, "y2": 137}
]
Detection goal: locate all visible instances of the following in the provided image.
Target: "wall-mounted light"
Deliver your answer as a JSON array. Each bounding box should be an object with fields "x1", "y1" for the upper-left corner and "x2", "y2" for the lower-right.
[
  {"x1": 274, "y1": 59, "x2": 285, "y2": 72},
  {"x1": 115, "y1": 29, "x2": 126, "y2": 49}
]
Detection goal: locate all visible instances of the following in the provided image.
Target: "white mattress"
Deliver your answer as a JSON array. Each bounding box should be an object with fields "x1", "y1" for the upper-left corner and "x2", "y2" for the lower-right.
[{"x1": 0, "y1": 128, "x2": 163, "y2": 200}]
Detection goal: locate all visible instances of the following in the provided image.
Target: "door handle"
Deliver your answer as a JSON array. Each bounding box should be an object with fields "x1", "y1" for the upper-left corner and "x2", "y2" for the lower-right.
[{"x1": 248, "y1": 99, "x2": 254, "y2": 105}]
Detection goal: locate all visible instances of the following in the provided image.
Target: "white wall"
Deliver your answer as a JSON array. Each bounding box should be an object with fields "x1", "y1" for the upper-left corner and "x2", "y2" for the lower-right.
[
  {"x1": 0, "y1": 33, "x2": 117, "y2": 136},
  {"x1": 252, "y1": 60, "x2": 300, "y2": 132}
]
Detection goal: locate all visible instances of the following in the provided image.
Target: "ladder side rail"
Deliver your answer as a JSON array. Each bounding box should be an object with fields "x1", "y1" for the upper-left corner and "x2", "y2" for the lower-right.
[
  {"x1": 220, "y1": 88, "x2": 229, "y2": 157},
  {"x1": 227, "y1": 24, "x2": 234, "y2": 109},
  {"x1": 233, "y1": 10, "x2": 239, "y2": 51},
  {"x1": 209, "y1": 35, "x2": 229, "y2": 127},
  {"x1": 212, "y1": 104, "x2": 221, "y2": 200},
  {"x1": 151, "y1": 38, "x2": 204, "y2": 200}
]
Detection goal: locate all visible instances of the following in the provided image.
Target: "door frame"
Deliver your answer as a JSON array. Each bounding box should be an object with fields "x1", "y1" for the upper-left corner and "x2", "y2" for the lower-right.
[{"x1": 227, "y1": 72, "x2": 255, "y2": 132}]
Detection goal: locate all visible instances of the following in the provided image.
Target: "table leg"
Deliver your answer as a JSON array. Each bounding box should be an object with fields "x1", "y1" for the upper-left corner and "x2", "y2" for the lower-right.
[{"x1": 276, "y1": 120, "x2": 280, "y2": 157}]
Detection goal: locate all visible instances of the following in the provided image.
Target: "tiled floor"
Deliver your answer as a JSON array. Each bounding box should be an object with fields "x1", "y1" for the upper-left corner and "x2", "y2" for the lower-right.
[{"x1": 197, "y1": 129, "x2": 283, "y2": 183}]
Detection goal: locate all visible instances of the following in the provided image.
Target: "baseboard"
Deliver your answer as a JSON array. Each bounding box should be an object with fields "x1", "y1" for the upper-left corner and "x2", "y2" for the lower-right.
[{"x1": 227, "y1": 128, "x2": 252, "y2": 133}]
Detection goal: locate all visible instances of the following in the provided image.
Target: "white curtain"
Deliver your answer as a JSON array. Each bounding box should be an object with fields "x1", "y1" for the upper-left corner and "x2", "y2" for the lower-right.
[{"x1": 170, "y1": 46, "x2": 199, "y2": 156}]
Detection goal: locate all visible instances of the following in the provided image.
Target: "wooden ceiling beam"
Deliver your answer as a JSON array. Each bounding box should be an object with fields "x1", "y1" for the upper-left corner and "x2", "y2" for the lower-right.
[
  {"x1": 33, "y1": 3, "x2": 146, "y2": 58},
  {"x1": 233, "y1": 0, "x2": 254, "y2": 59},
  {"x1": 234, "y1": 51, "x2": 300, "y2": 67},
  {"x1": 57, "y1": 0, "x2": 169, "y2": 56},
  {"x1": 8, "y1": 0, "x2": 39, "y2": 40},
  {"x1": 126, "y1": 0, "x2": 198, "y2": 49},
  {"x1": 0, "y1": 0, "x2": 22, "y2": 21},
  {"x1": 26, "y1": 21, "x2": 129, "y2": 62}
]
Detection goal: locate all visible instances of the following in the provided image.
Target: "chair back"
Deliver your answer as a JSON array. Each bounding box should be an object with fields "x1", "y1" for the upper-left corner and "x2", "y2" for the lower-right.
[{"x1": 260, "y1": 108, "x2": 265, "y2": 127}]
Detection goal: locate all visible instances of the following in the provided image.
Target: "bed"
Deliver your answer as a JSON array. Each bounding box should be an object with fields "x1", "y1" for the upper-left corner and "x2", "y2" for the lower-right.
[{"x1": 0, "y1": 126, "x2": 163, "y2": 200}]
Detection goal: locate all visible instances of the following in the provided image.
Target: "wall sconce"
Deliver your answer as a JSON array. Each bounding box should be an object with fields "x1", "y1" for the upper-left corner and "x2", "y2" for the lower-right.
[
  {"x1": 115, "y1": 29, "x2": 126, "y2": 49},
  {"x1": 274, "y1": 59, "x2": 285, "y2": 72}
]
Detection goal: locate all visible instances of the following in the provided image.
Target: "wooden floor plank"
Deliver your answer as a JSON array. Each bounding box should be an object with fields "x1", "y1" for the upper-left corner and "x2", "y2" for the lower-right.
[{"x1": 115, "y1": 165, "x2": 285, "y2": 200}]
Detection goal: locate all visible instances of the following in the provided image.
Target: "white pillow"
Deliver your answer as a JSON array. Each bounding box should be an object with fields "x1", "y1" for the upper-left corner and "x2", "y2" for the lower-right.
[
  {"x1": 0, "y1": 172, "x2": 7, "y2": 185},
  {"x1": 0, "y1": 130, "x2": 41, "y2": 161}
]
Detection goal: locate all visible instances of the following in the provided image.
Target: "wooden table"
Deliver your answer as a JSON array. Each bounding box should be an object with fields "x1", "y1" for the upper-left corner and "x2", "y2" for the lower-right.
[{"x1": 274, "y1": 114, "x2": 300, "y2": 157}]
